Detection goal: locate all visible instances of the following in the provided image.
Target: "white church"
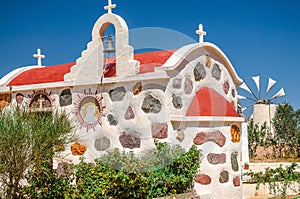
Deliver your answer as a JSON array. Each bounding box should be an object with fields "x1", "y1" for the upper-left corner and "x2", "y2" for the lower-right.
[{"x1": 0, "y1": 1, "x2": 249, "y2": 198}]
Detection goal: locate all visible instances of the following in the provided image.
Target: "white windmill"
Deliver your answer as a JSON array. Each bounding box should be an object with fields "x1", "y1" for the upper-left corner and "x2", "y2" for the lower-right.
[{"x1": 238, "y1": 75, "x2": 286, "y2": 132}]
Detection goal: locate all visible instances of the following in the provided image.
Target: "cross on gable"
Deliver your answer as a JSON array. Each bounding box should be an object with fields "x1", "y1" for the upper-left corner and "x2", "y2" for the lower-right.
[
  {"x1": 104, "y1": 0, "x2": 116, "y2": 14},
  {"x1": 196, "y1": 24, "x2": 207, "y2": 43},
  {"x1": 33, "y1": 49, "x2": 45, "y2": 67}
]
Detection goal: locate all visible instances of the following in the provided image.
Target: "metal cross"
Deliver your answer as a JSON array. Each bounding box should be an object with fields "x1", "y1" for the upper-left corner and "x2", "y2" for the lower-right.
[
  {"x1": 33, "y1": 49, "x2": 45, "y2": 67},
  {"x1": 196, "y1": 24, "x2": 207, "y2": 43},
  {"x1": 104, "y1": 0, "x2": 116, "y2": 14}
]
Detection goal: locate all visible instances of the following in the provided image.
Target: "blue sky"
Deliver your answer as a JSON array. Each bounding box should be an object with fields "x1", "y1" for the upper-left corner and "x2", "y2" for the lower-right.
[{"x1": 0, "y1": 0, "x2": 300, "y2": 111}]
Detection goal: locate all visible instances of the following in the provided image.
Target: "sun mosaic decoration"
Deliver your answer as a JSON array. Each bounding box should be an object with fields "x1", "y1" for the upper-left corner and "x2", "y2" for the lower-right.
[{"x1": 74, "y1": 89, "x2": 105, "y2": 132}]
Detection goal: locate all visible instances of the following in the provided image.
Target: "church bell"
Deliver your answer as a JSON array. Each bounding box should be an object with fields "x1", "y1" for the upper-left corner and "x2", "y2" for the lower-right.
[{"x1": 103, "y1": 35, "x2": 115, "y2": 54}]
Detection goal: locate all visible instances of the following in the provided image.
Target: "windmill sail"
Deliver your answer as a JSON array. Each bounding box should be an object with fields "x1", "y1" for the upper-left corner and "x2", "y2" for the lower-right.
[
  {"x1": 237, "y1": 94, "x2": 247, "y2": 99},
  {"x1": 266, "y1": 78, "x2": 277, "y2": 93},
  {"x1": 241, "y1": 107, "x2": 247, "y2": 112},
  {"x1": 271, "y1": 88, "x2": 286, "y2": 99},
  {"x1": 252, "y1": 75, "x2": 260, "y2": 93},
  {"x1": 239, "y1": 82, "x2": 253, "y2": 95},
  {"x1": 237, "y1": 94, "x2": 256, "y2": 102}
]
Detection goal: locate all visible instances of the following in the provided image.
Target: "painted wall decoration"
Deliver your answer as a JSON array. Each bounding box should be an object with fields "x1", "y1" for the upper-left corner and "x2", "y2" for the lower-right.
[
  {"x1": 74, "y1": 90, "x2": 105, "y2": 131},
  {"x1": 28, "y1": 90, "x2": 54, "y2": 109}
]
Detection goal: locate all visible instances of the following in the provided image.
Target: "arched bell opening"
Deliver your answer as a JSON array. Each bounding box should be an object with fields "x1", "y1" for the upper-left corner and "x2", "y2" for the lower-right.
[
  {"x1": 100, "y1": 23, "x2": 116, "y2": 58},
  {"x1": 100, "y1": 23, "x2": 116, "y2": 78}
]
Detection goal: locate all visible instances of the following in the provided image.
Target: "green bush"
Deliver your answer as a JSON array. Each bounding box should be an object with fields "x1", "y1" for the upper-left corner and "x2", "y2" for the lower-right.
[
  {"x1": 70, "y1": 141, "x2": 201, "y2": 199},
  {"x1": 0, "y1": 111, "x2": 74, "y2": 199},
  {"x1": 0, "y1": 108, "x2": 201, "y2": 199}
]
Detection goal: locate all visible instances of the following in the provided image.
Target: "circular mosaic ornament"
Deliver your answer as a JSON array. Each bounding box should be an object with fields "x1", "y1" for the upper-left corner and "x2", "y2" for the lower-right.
[{"x1": 74, "y1": 94, "x2": 105, "y2": 131}]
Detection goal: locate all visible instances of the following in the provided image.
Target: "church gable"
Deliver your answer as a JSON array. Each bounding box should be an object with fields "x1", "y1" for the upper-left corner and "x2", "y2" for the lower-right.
[{"x1": 162, "y1": 44, "x2": 241, "y2": 118}]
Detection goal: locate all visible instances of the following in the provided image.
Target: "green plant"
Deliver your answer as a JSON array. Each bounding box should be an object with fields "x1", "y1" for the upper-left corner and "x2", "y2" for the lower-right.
[
  {"x1": 70, "y1": 141, "x2": 201, "y2": 199},
  {"x1": 248, "y1": 119, "x2": 272, "y2": 158},
  {"x1": 245, "y1": 163, "x2": 300, "y2": 199},
  {"x1": 272, "y1": 103, "x2": 300, "y2": 158},
  {"x1": 0, "y1": 110, "x2": 74, "y2": 198}
]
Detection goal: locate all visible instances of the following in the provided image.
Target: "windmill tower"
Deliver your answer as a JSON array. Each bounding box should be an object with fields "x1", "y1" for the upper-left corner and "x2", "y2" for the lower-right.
[{"x1": 238, "y1": 75, "x2": 286, "y2": 133}]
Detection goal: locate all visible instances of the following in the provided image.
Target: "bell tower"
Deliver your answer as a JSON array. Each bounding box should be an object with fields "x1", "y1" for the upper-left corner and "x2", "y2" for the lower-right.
[{"x1": 64, "y1": 0, "x2": 140, "y2": 82}]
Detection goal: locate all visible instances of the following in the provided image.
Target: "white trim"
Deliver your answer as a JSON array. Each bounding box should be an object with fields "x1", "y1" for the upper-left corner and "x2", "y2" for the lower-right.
[{"x1": 156, "y1": 42, "x2": 243, "y2": 87}]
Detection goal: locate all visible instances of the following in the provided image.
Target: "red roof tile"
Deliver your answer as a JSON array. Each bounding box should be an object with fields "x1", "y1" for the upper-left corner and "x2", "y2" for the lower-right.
[
  {"x1": 7, "y1": 62, "x2": 76, "y2": 86},
  {"x1": 186, "y1": 87, "x2": 239, "y2": 117},
  {"x1": 8, "y1": 50, "x2": 175, "y2": 86}
]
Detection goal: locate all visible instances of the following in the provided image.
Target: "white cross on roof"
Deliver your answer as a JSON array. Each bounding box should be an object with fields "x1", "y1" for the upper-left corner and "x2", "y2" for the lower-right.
[
  {"x1": 104, "y1": 0, "x2": 116, "y2": 14},
  {"x1": 196, "y1": 24, "x2": 207, "y2": 43},
  {"x1": 33, "y1": 49, "x2": 45, "y2": 67}
]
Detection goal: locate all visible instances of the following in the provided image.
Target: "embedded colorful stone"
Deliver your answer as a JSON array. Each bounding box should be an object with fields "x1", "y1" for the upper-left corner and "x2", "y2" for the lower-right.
[
  {"x1": 119, "y1": 132, "x2": 141, "y2": 149},
  {"x1": 231, "y1": 152, "x2": 239, "y2": 172},
  {"x1": 194, "y1": 174, "x2": 211, "y2": 185},
  {"x1": 230, "y1": 125, "x2": 241, "y2": 143},
  {"x1": 211, "y1": 63, "x2": 221, "y2": 80},
  {"x1": 141, "y1": 94, "x2": 162, "y2": 113},
  {"x1": 107, "y1": 114, "x2": 118, "y2": 126},
  {"x1": 109, "y1": 86, "x2": 126, "y2": 101},
  {"x1": 59, "y1": 89, "x2": 72, "y2": 107},
  {"x1": 223, "y1": 81, "x2": 230, "y2": 94},
  {"x1": 152, "y1": 123, "x2": 168, "y2": 139},
  {"x1": 193, "y1": 130, "x2": 226, "y2": 147},
  {"x1": 94, "y1": 137, "x2": 111, "y2": 151},
  {"x1": 184, "y1": 78, "x2": 193, "y2": 94},
  {"x1": 172, "y1": 77, "x2": 182, "y2": 89},
  {"x1": 176, "y1": 130, "x2": 185, "y2": 142},
  {"x1": 207, "y1": 153, "x2": 226, "y2": 164},
  {"x1": 233, "y1": 176, "x2": 241, "y2": 187},
  {"x1": 194, "y1": 62, "x2": 206, "y2": 81},
  {"x1": 205, "y1": 54, "x2": 211, "y2": 68},
  {"x1": 124, "y1": 106, "x2": 135, "y2": 120},
  {"x1": 231, "y1": 89, "x2": 236, "y2": 97},
  {"x1": 172, "y1": 94, "x2": 182, "y2": 109},
  {"x1": 71, "y1": 142, "x2": 87, "y2": 156},
  {"x1": 219, "y1": 170, "x2": 229, "y2": 183},
  {"x1": 133, "y1": 82, "x2": 142, "y2": 95}
]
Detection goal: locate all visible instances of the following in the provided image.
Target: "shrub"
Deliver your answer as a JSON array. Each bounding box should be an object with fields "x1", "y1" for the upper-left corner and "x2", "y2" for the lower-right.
[
  {"x1": 70, "y1": 141, "x2": 201, "y2": 199},
  {"x1": 0, "y1": 111, "x2": 74, "y2": 199}
]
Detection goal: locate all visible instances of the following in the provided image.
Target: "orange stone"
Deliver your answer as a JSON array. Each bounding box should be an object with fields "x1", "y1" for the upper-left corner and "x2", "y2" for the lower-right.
[
  {"x1": 71, "y1": 142, "x2": 87, "y2": 156},
  {"x1": 230, "y1": 125, "x2": 240, "y2": 143}
]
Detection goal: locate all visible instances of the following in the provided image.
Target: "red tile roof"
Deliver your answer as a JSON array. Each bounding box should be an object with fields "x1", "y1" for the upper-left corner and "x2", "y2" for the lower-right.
[
  {"x1": 186, "y1": 87, "x2": 239, "y2": 117},
  {"x1": 7, "y1": 50, "x2": 175, "y2": 86},
  {"x1": 7, "y1": 62, "x2": 76, "y2": 86}
]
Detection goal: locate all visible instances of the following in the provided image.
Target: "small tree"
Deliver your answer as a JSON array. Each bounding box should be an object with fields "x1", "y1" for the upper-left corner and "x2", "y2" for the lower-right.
[
  {"x1": 272, "y1": 103, "x2": 300, "y2": 158},
  {"x1": 0, "y1": 110, "x2": 74, "y2": 198},
  {"x1": 248, "y1": 119, "x2": 271, "y2": 158}
]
